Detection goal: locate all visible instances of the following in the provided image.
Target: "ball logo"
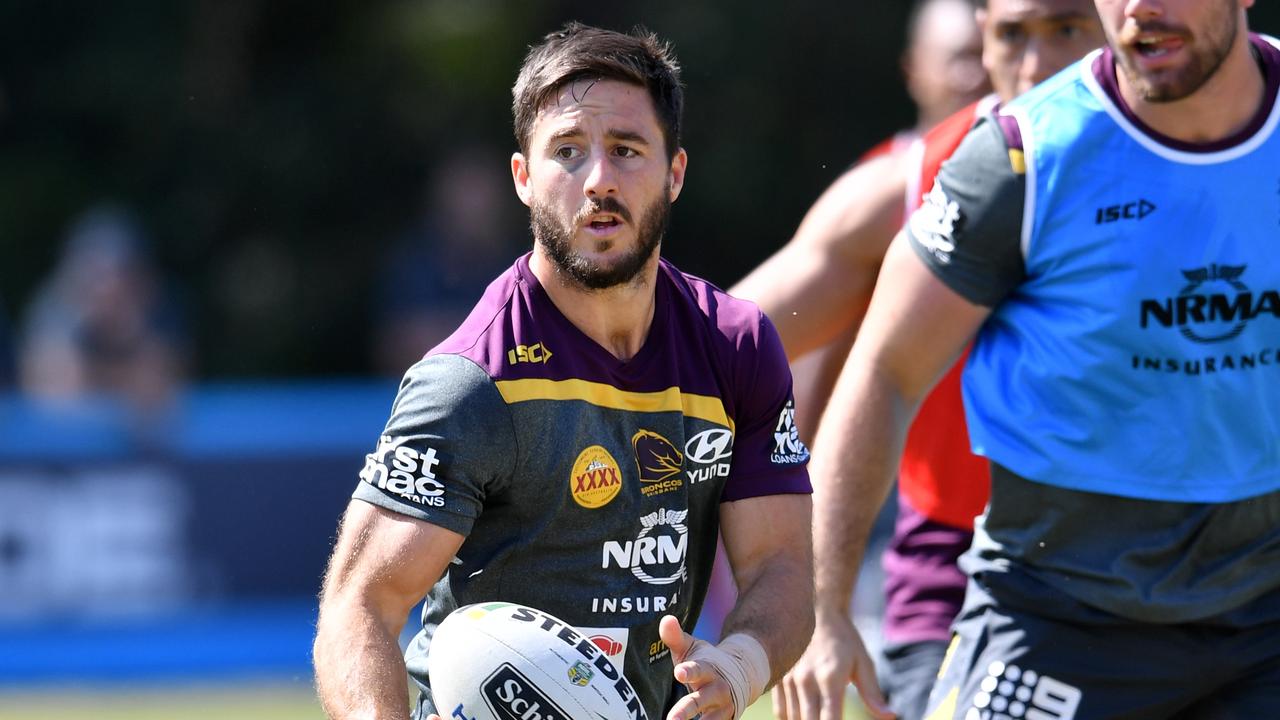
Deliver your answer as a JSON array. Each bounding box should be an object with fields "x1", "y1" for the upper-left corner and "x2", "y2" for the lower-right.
[
  {"x1": 481, "y1": 663, "x2": 571, "y2": 720},
  {"x1": 570, "y1": 445, "x2": 623, "y2": 509},
  {"x1": 632, "y1": 430, "x2": 683, "y2": 497},
  {"x1": 589, "y1": 634, "x2": 624, "y2": 657},
  {"x1": 567, "y1": 660, "x2": 593, "y2": 687}
]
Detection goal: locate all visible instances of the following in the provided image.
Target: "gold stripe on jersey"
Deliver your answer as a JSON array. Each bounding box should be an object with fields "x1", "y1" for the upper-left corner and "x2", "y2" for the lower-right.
[
  {"x1": 494, "y1": 378, "x2": 733, "y2": 431},
  {"x1": 1007, "y1": 149, "x2": 1026, "y2": 174}
]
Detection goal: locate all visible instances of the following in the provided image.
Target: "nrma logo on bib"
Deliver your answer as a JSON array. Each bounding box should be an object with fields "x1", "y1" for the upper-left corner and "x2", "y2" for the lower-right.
[
  {"x1": 685, "y1": 428, "x2": 732, "y2": 484},
  {"x1": 359, "y1": 435, "x2": 445, "y2": 507},
  {"x1": 1140, "y1": 264, "x2": 1279, "y2": 344},
  {"x1": 602, "y1": 508, "x2": 688, "y2": 585}
]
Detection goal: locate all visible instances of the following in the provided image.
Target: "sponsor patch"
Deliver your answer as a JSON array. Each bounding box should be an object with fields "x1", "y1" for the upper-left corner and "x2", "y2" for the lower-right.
[
  {"x1": 684, "y1": 427, "x2": 732, "y2": 484},
  {"x1": 359, "y1": 435, "x2": 446, "y2": 507},
  {"x1": 964, "y1": 661, "x2": 1082, "y2": 720},
  {"x1": 911, "y1": 180, "x2": 962, "y2": 265},
  {"x1": 770, "y1": 400, "x2": 810, "y2": 465},
  {"x1": 570, "y1": 445, "x2": 623, "y2": 509},
  {"x1": 632, "y1": 430, "x2": 683, "y2": 497},
  {"x1": 602, "y1": 507, "x2": 688, "y2": 585}
]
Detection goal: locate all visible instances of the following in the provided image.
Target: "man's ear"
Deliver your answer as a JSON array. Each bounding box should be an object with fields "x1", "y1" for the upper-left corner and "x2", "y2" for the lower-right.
[
  {"x1": 512, "y1": 152, "x2": 533, "y2": 207},
  {"x1": 667, "y1": 148, "x2": 688, "y2": 203}
]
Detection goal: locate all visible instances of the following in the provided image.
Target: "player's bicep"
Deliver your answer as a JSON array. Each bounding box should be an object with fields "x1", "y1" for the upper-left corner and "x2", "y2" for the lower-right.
[
  {"x1": 323, "y1": 499, "x2": 464, "y2": 621},
  {"x1": 857, "y1": 230, "x2": 991, "y2": 404}
]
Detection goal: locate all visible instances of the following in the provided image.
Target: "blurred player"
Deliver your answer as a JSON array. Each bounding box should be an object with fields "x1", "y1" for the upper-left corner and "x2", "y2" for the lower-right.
[
  {"x1": 735, "y1": 1, "x2": 1103, "y2": 718},
  {"x1": 809, "y1": 0, "x2": 1280, "y2": 717},
  {"x1": 785, "y1": 0, "x2": 988, "y2": 443},
  {"x1": 313, "y1": 23, "x2": 814, "y2": 720}
]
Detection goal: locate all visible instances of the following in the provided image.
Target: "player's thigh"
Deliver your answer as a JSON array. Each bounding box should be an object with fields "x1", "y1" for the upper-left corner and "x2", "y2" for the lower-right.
[
  {"x1": 1172, "y1": 638, "x2": 1280, "y2": 720},
  {"x1": 879, "y1": 639, "x2": 949, "y2": 720},
  {"x1": 922, "y1": 593, "x2": 1206, "y2": 720}
]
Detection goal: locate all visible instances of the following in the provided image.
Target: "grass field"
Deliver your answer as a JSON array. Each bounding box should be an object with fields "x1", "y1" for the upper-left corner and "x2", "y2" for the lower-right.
[{"x1": 0, "y1": 683, "x2": 871, "y2": 720}]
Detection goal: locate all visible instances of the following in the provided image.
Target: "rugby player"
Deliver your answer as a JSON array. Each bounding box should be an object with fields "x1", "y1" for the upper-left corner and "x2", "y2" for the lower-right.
[
  {"x1": 313, "y1": 22, "x2": 815, "y2": 720},
  {"x1": 734, "y1": 2, "x2": 1104, "y2": 718},
  {"x1": 808, "y1": 0, "x2": 1280, "y2": 717}
]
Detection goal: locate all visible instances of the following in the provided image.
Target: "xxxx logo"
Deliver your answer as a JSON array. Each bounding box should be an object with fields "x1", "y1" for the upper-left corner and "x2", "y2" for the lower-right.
[{"x1": 570, "y1": 445, "x2": 623, "y2": 509}]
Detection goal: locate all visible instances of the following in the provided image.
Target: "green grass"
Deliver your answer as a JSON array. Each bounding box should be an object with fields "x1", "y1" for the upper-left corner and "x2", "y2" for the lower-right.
[
  {"x1": 0, "y1": 683, "x2": 870, "y2": 720},
  {"x1": 0, "y1": 684, "x2": 326, "y2": 720}
]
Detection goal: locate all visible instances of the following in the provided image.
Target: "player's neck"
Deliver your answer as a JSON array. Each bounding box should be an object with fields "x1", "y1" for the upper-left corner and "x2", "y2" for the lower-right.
[
  {"x1": 1118, "y1": 32, "x2": 1265, "y2": 145},
  {"x1": 529, "y1": 249, "x2": 658, "y2": 362}
]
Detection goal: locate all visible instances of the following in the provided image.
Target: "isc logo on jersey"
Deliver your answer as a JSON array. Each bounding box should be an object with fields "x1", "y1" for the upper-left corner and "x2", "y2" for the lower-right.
[
  {"x1": 359, "y1": 435, "x2": 445, "y2": 507},
  {"x1": 684, "y1": 428, "x2": 732, "y2": 484}
]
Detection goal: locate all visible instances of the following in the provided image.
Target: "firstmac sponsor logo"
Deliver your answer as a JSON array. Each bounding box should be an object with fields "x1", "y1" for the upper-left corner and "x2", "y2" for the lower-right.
[
  {"x1": 359, "y1": 435, "x2": 445, "y2": 507},
  {"x1": 684, "y1": 428, "x2": 732, "y2": 484}
]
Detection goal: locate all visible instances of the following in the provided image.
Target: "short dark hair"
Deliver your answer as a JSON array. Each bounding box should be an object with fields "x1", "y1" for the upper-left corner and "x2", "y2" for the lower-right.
[{"x1": 512, "y1": 22, "x2": 684, "y2": 159}]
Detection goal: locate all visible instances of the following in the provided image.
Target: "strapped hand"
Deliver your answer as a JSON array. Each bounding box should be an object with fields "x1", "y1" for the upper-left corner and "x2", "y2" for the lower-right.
[{"x1": 660, "y1": 615, "x2": 770, "y2": 720}]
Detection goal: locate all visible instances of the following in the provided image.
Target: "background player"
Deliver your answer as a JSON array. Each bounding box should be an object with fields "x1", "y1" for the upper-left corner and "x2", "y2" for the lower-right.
[
  {"x1": 734, "y1": 1, "x2": 1104, "y2": 718},
  {"x1": 781, "y1": 0, "x2": 988, "y2": 443},
  {"x1": 808, "y1": 0, "x2": 1280, "y2": 717},
  {"x1": 313, "y1": 23, "x2": 814, "y2": 720}
]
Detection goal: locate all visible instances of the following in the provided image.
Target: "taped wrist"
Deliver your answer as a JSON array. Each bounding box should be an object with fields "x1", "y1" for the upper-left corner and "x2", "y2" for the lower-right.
[{"x1": 683, "y1": 632, "x2": 771, "y2": 719}]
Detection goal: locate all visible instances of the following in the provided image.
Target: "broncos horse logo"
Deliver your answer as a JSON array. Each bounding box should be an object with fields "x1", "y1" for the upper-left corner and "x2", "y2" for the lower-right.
[{"x1": 632, "y1": 429, "x2": 683, "y2": 484}]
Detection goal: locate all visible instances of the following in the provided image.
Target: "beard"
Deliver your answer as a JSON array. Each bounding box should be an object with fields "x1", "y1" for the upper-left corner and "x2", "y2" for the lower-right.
[
  {"x1": 531, "y1": 188, "x2": 671, "y2": 291},
  {"x1": 1112, "y1": 4, "x2": 1238, "y2": 103}
]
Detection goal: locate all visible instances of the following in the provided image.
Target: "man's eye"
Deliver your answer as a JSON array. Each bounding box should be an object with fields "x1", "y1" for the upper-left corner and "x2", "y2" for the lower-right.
[
  {"x1": 614, "y1": 146, "x2": 639, "y2": 158},
  {"x1": 555, "y1": 146, "x2": 581, "y2": 160},
  {"x1": 997, "y1": 26, "x2": 1026, "y2": 43}
]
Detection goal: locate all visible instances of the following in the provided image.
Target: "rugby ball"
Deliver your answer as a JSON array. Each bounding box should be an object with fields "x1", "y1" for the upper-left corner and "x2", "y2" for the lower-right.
[{"x1": 428, "y1": 602, "x2": 648, "y2": 720}]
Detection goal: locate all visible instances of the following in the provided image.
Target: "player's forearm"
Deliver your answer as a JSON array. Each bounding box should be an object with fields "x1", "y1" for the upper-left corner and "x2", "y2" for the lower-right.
[
  {"x1": 810, "y1": 362, "x2": 912, "y2": 619},
  {"x1": 720, "y1": 511, "x2": 816, "y2": 687},
  {"x1": 314, "y1": 597, "x2": 413, "y2": 720}
]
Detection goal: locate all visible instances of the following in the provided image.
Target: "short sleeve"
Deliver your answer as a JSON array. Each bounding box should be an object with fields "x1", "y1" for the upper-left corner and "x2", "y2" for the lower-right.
[
  {"x1": 721, "y1": 312, "x2": 813, "y2": 502},
  {"x1": 906, "y1": 114, "x2": 1027, "y2": 307},
  {"x1": 352, "y1": 354, "x2": 517, "y2": 536}
]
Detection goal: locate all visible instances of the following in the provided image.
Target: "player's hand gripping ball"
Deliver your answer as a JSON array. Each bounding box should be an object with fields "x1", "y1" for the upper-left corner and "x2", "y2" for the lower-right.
[{"x1": 428, "y1": 602, "x2": 648, "y2": 720}]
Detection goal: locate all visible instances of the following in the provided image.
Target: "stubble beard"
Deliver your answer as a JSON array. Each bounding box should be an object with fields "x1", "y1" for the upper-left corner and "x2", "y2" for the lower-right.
[
  {"x1": 1113, "y1": 6, "x2": 1238, "y2": 103},
  {"x1": 531, "y1": 188, "x2": 671, "y2": 291}
]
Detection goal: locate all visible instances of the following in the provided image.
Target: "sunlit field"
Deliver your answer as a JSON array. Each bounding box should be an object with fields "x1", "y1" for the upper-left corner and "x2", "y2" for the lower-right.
[{"x1": 0, "y1": 683, "x2": 870, "y2": 720}]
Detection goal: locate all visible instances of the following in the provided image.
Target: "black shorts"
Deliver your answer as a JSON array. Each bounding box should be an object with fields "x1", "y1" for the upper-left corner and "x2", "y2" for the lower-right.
[
  {"x1": 879, "y1": 639, "x2": 949, "y2": 720},
  {"x1": 924, "y1": 575, "x2": 1280, "y2": 719}
]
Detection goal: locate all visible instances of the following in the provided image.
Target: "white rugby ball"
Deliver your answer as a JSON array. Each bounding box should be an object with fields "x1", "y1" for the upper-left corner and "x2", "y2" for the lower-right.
[{"x1": 428, "y1": 602, "x2": 648, "y2": 720}]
